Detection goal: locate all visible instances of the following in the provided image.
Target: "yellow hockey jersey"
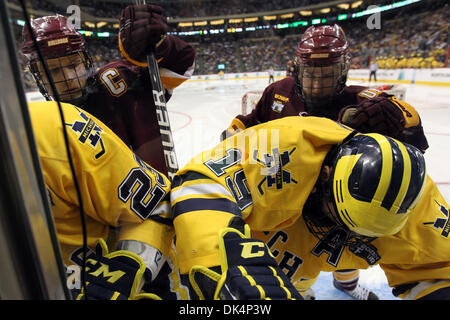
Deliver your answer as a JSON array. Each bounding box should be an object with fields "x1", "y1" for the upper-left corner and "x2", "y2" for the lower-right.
[
  {"x1": 28, "y1": 101, "x2": 173, "y2": 268},
  {"x1": 171, "y1": 116, "x2": 450, "y2": 299}
]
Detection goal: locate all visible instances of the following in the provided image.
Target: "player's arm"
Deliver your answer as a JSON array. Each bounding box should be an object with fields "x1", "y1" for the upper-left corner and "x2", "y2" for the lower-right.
[
  {"x1": 339, "y1": 95, "x2": 429, "y2": 152},
  {"x1": 118, "y1": 4, "x2": 196, "y2": 91},
  {"x1": 220, "y1": 118, "x2": 246, "y2": 141},
  {"x1": 171, "y1": 170, "x2": 301, "y2": 300},
  {"x1": 392, "y1": 281, "x2": 450, "y2": 300},
  {"x1": 73, "y1": 203, "x2": 172, "y2": 300},
  {"x1": 383, "y1": 177, "x2": 450, "y2": 300},
  {"x1": 417, "y1": 286, "x2": 450, "y2": 299},
  {"x1": 62, "y1": 105, "x2": 173, "y2": 298}
]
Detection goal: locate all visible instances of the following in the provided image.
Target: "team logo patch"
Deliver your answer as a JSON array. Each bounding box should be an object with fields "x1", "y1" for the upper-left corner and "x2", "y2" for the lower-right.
[
  {"x1": 68, "y1": 111, "x2": 106, "y2": 159},
  {"x1": 271, "y1": 100, "x2": 285, "y2": 113},
  {"x1": 423, "y1": 200, "x2": 450, "y2": 238},
  {"x1": 348, "y1": 239, "x2": 381, "y2": 265},
  {"x1": 47, "y1": 37, "x2": 68, "y2": 47},
  {"x1": 254, "y1": 147, "x2": 297, "y2": 195}
]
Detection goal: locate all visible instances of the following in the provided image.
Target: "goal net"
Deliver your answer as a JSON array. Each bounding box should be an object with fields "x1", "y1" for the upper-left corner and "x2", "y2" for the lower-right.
[{"x1": 241, "y1": 90, "x2": 264, "y2": 115}]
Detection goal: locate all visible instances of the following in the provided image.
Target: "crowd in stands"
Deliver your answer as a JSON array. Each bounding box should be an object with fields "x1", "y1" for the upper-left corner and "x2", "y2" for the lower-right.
[
  {"x1": 345, "y1": 1, "x2": 448, "y2": 70},
  {"x1": 191, "y1": 4, "x2": 448, "y2": 75},
  {"x1": 9, "y1": 0, "x2": 448, "y2": 91},
  {"x1": 85, "y1": 38, "x2": 122, "y2": 69}
]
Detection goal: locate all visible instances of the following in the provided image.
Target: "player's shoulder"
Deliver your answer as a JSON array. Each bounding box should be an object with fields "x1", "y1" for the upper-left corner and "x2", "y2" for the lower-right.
[
  {"x1": 92, "y1": 59, "x2": 143, "y2": 97},
  {"x1": 266, "y1": 76, "x2": 296, "y2": 94},
  {"x1": 94, "y1": 59, "x2": 142, "y2": 80},
  {"x1": 28, "y1": 101, "x2": 112, "y2": 135},
  {"x1": 28, "y1": 101, "x2": 102, "y2": 157},
  {"x1": 28, "y1": 101, "x2": 79, "y2": 127},
  {"x1": 344, "y1": 85, "x2": 370, "y2": 95},
  {"x1": 95, "y1": 59, "x2": 139, "y2": 73},
  {"x1": 276, "y1": 76, "x2": 296, "y2": 87}
]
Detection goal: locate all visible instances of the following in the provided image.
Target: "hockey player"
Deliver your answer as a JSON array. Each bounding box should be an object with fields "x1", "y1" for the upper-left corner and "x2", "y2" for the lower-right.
[
  {"x1": 286, "y1": 59, "x2": 295, "y2": 77},
  {"x1": 222, "y1": 24, "x2": 428, "y2": 153},
  {"x1": 21, "y1": 7, "x2": 195, "y2": 299},
  {"x1": 220, "y1": 24, "x2": 429, "y2": 299},
  {"x1": 21, "y1": 5, "x2": 196, "y2": 177},
  {"x1": 268, "y1": 68, "x2": 275, "y2": 84},
  {"x1": 29, "y1": 100, "x2": 173, "y2": 300},
  {"x1": 171, "y1": 116, "x2": 450, "y2": 300}
]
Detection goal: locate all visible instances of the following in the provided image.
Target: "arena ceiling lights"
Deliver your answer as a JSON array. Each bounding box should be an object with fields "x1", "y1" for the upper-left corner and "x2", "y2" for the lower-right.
[
  {"x1": 351, "y1": 0, "x2": 422, "y2": 18},
  {"x1": 244, "y1": 17, "x2": 259, "y2": 22},
  {"x1": 17, "y1": 0, "x2": 424, "y2": 38},
  {"x1": 210, "y1": 19, "x2": 225, "y2": 25},
  {"x1": 280, "y1": 13, "x2": 294, "y2": 19},
  {"x1": 351, "y1": 1, "x2": 363, "y2": 9},
  {"x1": 337, "y1": 3, "x2": 350, "y2": 10},
  {"x1": 172, "y1": 0, "x2": 424, "y2": 36},
  {"x1": 194, "y1": 21, "x2": 208, "y2": 26}
]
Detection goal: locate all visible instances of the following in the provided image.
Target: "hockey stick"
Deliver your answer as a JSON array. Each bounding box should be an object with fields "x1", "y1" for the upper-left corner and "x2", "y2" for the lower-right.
[{"x1": 135, "y1": 0, "x2": 179, "y2": 180}]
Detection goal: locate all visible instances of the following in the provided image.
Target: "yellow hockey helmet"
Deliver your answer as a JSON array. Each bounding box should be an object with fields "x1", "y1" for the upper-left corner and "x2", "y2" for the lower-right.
[{"x1": 328, "y1": 133, "x2": 426, "y2": 237}]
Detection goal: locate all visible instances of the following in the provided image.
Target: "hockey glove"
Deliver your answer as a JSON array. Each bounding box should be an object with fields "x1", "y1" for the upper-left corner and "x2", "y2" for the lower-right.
[
  {"x1": 75, "y1": 239, "x2": 151, "y2": 300},
  {"x1": 339, "y1": 97, "x2": 406, "y2": 138},
  {"x1": 220, "y1": 128, "x2": 243, "y2": 141},
  {"x1": 220, "y1": 119, "x2": 245, "y2": 141},
  {"x1": 119, "y1": 4, "x2": 169, "y2": 65},
  {"x1": 189, "y1": 225, "x2": 302, "y2": 300}
]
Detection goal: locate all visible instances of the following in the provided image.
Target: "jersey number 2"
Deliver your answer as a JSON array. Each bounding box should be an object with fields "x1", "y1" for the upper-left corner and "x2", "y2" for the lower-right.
[{"x1": 118, "y1": 168, "x2": 166, "y2": 220}]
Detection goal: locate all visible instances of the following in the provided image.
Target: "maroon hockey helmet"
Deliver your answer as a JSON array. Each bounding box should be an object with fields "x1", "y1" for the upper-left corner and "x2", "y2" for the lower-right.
[
  {"x1": 22, "y1": 14, "x2": 88, "y2": 61},
  {"x1": 296, "y1": 24, "x2": 349, "y2": 65},
  {"x1": 21, "y1": 15, "x2": 93, "y2": 104},
  {"x1": 294, "y1": 24, "x2": 350, "y2": 116}
]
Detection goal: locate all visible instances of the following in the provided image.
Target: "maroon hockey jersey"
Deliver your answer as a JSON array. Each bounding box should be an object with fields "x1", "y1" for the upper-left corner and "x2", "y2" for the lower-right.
[
  {"x1": 231, "y1": 76, "x2": 428, "y2": 151},
  {"x1": 82, "y1": 35, "x2": 195, "y2": 176},
  {"x1": 237, "y1": 76, "x2": 392, "y2": 126}
]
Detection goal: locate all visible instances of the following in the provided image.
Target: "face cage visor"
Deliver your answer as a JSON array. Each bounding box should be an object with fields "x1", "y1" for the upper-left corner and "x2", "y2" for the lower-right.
[
  {"x1": 295, "y1": 58, "x2": 348, "y2": 117},
  {"x1": 29, "y1": 51, "x2": 92, "y2": 105}
]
